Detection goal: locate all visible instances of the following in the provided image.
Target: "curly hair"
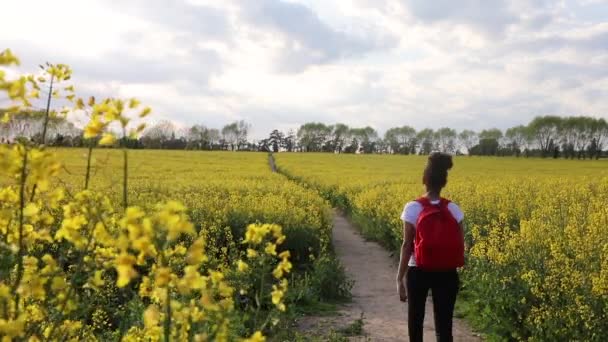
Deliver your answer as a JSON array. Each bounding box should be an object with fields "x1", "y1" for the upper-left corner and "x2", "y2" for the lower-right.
[{"x1": 423, "y1": 152, "x2": 453, "y2": 191}]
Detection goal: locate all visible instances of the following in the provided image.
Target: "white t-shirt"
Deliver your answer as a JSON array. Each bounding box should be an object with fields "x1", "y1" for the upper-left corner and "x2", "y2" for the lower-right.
[{"x1": 400, "y1": 199, "x2": 464, "y2": 267}]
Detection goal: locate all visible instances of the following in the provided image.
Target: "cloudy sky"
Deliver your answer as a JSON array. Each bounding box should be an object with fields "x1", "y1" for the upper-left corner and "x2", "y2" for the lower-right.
[{"x1": 2, "y1": 0, "x2": 607, "y2": 138}]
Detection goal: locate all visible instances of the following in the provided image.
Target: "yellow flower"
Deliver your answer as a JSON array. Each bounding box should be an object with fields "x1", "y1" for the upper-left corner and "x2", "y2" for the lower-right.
[
  {"x1": 246, "y1": 249, "x2": 258, "y2": 259},
  {"x1": 264, "y1": 242, "x2": 277, "y2": 256},
  {"x1": 0, "y1": 316, "x2": 25, "y2": 339},
  {"x1": 51, "y1": 276, "x2": 67, "y2": 292},
  {"x1": 143, "y1": 305, "x2": 160, "y2": 328},
  {"x1": 83, "y1": 116, "x2": 105, "y2": 138},
  {"x1": 0, "y1": 283, "x2": 10, "y2": 299},
  {"x1": 129, "y1": 98, "x2": 141, "y2": 109},
  {"x1": 186, "y1": 238, "x2": 208, "y2": 266},
  {"x1": 90, "y1": 270, "x2": 105, "y2": 288},
  {"x1": 139, "y1": 106, "x2": 152, "y2": 118},
  {"x1": 75, "y1": 97, "x2": 85, "y2": 109},
  {"x1": 271, "y1": 286, "x2": 283, "y2": 305},
  {"x1": 218, "y1": 282, "x2": 234, "y2": 298},
  {"x1": 210, "y1": 271, "x2": 224, "y2": 284},
  {"x1": 243, "y1": 224, "x2": 267, "y2": 245},
  {"x1": 237, "y1": 260, "x2": 249, "y2": 272},
  {"x1": 274, "y1": 255, "x2": 292, "y2": 278},
  {"x1": 125, "y1": 206, "x2": 145, "y2": 223},
  {"x1": 23, "y1": 203, "x2": 39, "y2": 217},
  {"x1": 99, "y1": 133, "x2": 117, "y2": 146},
  {"x1": 242, "y1": 331, "x2": 266, "y2": 342},
  {"x1": 0, "y1": 48, "x2": 20, "y2": 65},
  {"x1": 155, "y1": 267, "x2": 172, "y2": 287},
  {"x1": 115, "y1": 253, "x2": 138, "y2": 287}
]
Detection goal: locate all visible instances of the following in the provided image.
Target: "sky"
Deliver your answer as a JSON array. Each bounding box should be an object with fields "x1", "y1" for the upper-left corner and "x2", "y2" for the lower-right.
[{"x1": 1, "y1": 0, "x2": 608, "y2": 139}]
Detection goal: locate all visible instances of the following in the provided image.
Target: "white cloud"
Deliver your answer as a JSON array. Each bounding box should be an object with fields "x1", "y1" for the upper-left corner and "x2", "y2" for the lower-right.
[{"x1": 1, "y1": 0, "x2": 607, "y2": 138}]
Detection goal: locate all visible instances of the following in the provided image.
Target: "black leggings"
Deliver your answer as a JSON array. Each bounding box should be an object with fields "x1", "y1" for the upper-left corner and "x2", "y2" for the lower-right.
[{"x1": 407, "y1": 267, "x2": 459, "y2": 342}]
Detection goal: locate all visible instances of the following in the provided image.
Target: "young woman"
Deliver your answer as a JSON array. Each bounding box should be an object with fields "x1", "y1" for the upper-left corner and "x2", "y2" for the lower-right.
[{"x1": 396, "y1": 152, "x2": 465, "y2": 342}]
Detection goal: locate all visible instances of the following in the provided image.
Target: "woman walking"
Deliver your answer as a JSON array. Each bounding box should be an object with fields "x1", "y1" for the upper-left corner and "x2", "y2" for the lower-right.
[{"x1": 396, "y1": 152, "x2": 465, "y2": 342}]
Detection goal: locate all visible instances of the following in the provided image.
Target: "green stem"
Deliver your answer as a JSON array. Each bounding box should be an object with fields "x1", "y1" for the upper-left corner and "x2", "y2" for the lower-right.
[
  {"x1": 29, "y1": 75, "x2": 55, "y2": 202},
  {"x1": 2, "y1": 218, "x2": 11, "y2": 245},
  {"x1": 45, "y1": 223, "x2": 97, "y2": 341},
  {"x1": 11, "y1": 147, "x2": 28, "y2": 319},
  {"x1": 41, "y1": 73, "x2": 54, "y2": 145},
  {"x1": 164, "y1": 286, "x2": 172, "y2": 342},
  {"x1": 122, "y1": 128, "x2": 128, "y2": 210},
  {"x1": 253, "y1": 262, "x2": 267, "y2": 330},
  {"x1": 84, "y1": 142, "x2": 93, "y2": 190},
  {"x1": 187, "y1": 316, "x2": 194, "y2": 342}
]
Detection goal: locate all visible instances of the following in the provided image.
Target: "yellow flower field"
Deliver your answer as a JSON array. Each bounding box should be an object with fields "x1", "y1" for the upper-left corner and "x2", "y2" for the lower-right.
[
  {"x1": 0, "y1": 146, "x2": 338, "y2": 341},
  {"x1": 1, "y1": 49, "x2": 349, "y2": 341},
  {"x1": 275, "y1": 153, "x2": 608, "y2": 341},
  {"x1": 53, "y1": 149, "x2": 332, "y2": 265}
]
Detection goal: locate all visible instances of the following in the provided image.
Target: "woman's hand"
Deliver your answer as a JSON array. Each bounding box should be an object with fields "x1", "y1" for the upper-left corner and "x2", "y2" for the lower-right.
[{"x1": 397, "y1": 278, "x2": 407, "y2": 302}]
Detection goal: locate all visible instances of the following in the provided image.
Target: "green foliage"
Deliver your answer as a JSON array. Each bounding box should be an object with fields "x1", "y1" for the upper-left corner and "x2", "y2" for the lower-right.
[
  {"x1": 276, "y1": 153, "x2": 608, "y2": 341},
  {"x1": 338, "y1": 314, "x2": 365, "y2": 336}
]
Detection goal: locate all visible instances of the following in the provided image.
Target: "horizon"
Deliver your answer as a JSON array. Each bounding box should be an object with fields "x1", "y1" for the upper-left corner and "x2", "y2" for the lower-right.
[{"x1": 2, "y1": 0, "x2": 608, "y2": 139}]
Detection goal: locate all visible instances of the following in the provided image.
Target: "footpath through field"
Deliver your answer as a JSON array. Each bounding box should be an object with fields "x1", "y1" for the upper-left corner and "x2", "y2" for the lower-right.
[{"x1": 300, "y1": 211, "x2": 481, "y2": 341}]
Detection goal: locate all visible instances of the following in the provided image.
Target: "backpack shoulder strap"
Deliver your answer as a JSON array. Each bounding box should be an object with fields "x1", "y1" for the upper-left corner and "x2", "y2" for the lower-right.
[
  {"x1": 415, "y1": 197, "x2": 440, "y2": 223},
  {"x1": 439, "y1": 197, "x2": 451, "y2": 209},
  {"x1": 416, "y1": 197, "x2": 431, "y2": 207}
]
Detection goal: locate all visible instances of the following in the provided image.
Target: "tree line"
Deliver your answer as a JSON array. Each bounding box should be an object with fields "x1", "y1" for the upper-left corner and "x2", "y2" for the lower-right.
[
  {"x1": 2, "y1": 109, "x2": 606, "y2": 159},
  {"x1": 0, "y1": 109, "x2": 81, "y2": 146},
  {"x1": 267, "y1": 116, "x2": 607, "y2": 159}
]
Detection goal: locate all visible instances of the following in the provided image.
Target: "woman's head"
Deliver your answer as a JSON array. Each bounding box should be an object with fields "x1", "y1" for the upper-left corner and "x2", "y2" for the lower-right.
[{"x1": 423, "y1": 152, "x2": 453, "y2": 193}]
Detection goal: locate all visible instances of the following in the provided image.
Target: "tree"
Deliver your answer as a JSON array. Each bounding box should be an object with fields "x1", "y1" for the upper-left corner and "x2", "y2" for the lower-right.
[
  {"x1": 257, "y1": 138, "x2": 270, "y2": 152},
  {"x1": 589, "y1": 118, "x2": 608, "y2": 159},
  {"x1": 142, "y1": 120, "x2": 176, "y2": 149},
  {"x1": 384, "y1": 126, "x2": 416, "y2": 154},
  {"x1": 359, "y1": 126, "x2": 379, "y2": 154},
  {"x1": 0, "y1": 109, "x2": 44, "y2": 140},
  {"x1": 505, "y1": 125, "x2": 530, "y2": 157},
  {"x1": 435, "y1": 127, "x2": 457, "y2": 153},
  {"x1": 284, "y1": 129, "x2": 296, "y2": 152},
  {"x1": 330, "y1": 123, "x2": 350, "y2": 153},
  {"x1": 235, "y1": 120, "x2": 251, "y2": 150},
  {"x1": 268, "y1": 130, "x2": 284, "y2": 153},
  {"x1": 384, "y1": 127, "x2": 401, "y2": 154},
  {"x1": 458, "y1": 130, "x2": 478, "y2": 155},
  {"x1": 416, "y1": 129, "x2": 435, "y2": 155},
  {"x1": 528, "y1": 116, "x2": 562, "y2": 158},
  {"x1": 346, "y1": 127, "x2": 378, "y2": 154},
  {"x1": 185, "y1": 124, "x2": 207, "y2": 149},
  {"x1": 297, "y1": 123, "x2": 331, "y2": 152},
  {"x1": 478, "y1": 128, "x2": 503, "y2": 141},
  {"x1": 470, "y1": 138, "x2": 499, "y2": 156},
  {"x1": 0, "y1": 109, "x2": 81, "y2": 145},
  {"x1": 221, "y1": 122, "x2": 239, "y2": 151},
  {"x1": 557, "y1": 116, "x2": 602, "y2": 159}
]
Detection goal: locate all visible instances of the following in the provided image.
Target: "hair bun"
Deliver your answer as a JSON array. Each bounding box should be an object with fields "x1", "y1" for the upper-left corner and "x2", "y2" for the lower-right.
[{"x1": 428, "y1": 152, "x2": 453, "y2": 172}]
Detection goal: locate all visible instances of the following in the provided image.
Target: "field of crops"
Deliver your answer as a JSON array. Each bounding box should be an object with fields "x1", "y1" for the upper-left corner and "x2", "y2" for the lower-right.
[
  {"x1": 0, "y1": 148, "x2": 348, "y2": 341},
  {"x1": 54, "y1": 149, "x2": 332, "y2": 267},
  {"x1": 3, "y1": 144, "x2": 608, "y2": 341},
  {"x1": 275, "y1": 153, "x2": 608, "y2": 341}
]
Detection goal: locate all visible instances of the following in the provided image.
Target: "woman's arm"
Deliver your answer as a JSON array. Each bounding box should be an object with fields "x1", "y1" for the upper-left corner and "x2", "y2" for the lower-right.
[
  {"x1": 458, "y1": 220, "x2": 466, "y2": 249},
  {"x1": 396, "y1": 222, "x2": 415, "y2": 301}
]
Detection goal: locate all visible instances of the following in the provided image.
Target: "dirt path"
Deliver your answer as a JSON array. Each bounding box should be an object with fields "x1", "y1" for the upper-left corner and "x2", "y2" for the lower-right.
[
  {"x1": 299, "y1": 212, "x2": 480, "y2": 341},
  {"x1": 269, "y1": 154, "x2": 277, "y2": 172}
]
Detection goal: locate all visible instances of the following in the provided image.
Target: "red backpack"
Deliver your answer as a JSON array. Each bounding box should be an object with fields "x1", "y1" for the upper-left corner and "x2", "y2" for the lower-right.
[{"x1": 414, "y1": 197, "x2": 464, "y2": 270}]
